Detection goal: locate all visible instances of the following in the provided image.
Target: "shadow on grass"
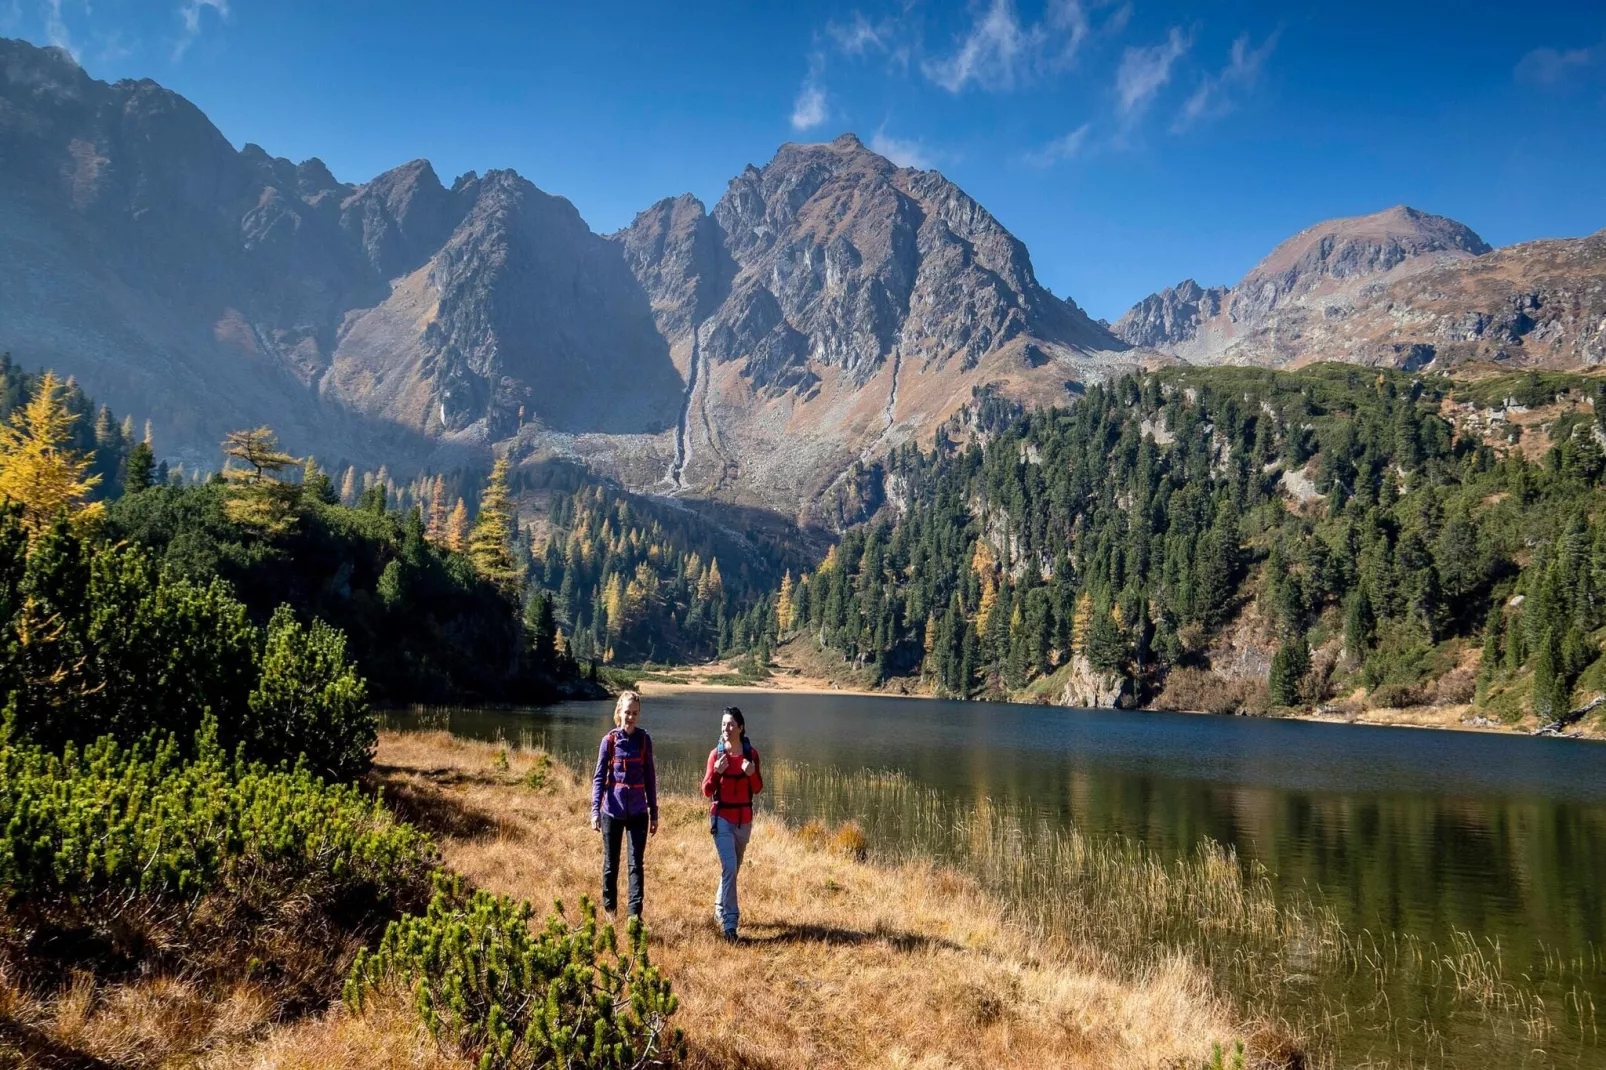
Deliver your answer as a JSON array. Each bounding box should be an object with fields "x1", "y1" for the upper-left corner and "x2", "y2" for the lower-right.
[
  {"x1": 738, "y1": 921, "x2": 962, "y2": 954},
  {"x1": 370, "y1": 773, "x2": 499, "y2": 839},
  {"x1": 0, "y1": 1015, "x2": 121, "y2": 1069}
]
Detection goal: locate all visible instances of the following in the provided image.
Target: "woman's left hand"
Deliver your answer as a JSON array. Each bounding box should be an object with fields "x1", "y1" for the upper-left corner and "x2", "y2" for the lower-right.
[
  {"x1": 741, "y1": 758, "x2": 754, "y2": 776},
  {"x1": 649, "y1": 819, "x2": 659, "y2": 837}
]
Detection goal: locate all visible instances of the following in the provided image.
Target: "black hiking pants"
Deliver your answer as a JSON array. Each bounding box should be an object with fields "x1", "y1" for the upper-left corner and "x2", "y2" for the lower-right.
[{"x1": 601, "y1": 812, "x2": 649, "y2": 917}]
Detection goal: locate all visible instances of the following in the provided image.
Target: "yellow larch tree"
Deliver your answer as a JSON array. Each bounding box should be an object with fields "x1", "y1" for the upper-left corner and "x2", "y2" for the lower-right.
[
  {"x1": 0, "y1": 371, "x2": 104, "y2": 533},
  {"x1": 776, "y1": 570, "x2": 795, "y2": 633},
  {"x1": 445, "y1": 498, "x2": 469, "y2": 552},
  {"x1": 426, "y1": 474, "x2": 448, "y2": 544}
]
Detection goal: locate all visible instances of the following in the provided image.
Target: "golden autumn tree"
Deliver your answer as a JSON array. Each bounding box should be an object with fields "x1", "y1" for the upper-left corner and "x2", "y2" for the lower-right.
[
  {"x1": 426, "y1": 473, "x2": 448, "y2": 544},
  {"x1": 220, "y1": 426, "x2": 300, "y2": 533},
  {"x1": 1071, "y1": 591, "x2": 1095, "y2": 660},
  {"x1": 776, "y1": 570, "x2": 795, "y2": 633},
  {"x1": 446, "y1": 498, "x2": 469, "y2": 552},
  {"x1": 0, "y1": 371, "x2": 103, "y2": 532},
  {"x1": 466, "y1": 458, "x2": 523, "y2": 595}
]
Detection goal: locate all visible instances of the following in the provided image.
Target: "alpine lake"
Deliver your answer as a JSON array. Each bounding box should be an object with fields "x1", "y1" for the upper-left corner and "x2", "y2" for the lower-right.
[{"x1": 386, "y1": 692, "x2": 1606, "y2": 1069}]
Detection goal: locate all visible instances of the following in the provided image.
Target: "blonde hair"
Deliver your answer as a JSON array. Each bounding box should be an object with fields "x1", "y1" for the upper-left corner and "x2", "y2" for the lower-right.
[{"x1": 613, "y1": 690, "x2": 641, "y2": 727}]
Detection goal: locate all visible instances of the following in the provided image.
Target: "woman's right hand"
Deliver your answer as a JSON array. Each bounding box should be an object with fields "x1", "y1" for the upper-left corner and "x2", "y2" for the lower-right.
[
  {"x1": 714, "y1": 752, "x2": 730, "y2": 774},
  {"x1": 590, "y1": 814, "x2": 601, "y2": 832}
]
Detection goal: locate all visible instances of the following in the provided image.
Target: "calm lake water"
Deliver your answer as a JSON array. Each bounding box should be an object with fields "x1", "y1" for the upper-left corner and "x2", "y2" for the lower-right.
[{"x1": 388, "y1": 691, "x2": 1606, "y2": 1068}]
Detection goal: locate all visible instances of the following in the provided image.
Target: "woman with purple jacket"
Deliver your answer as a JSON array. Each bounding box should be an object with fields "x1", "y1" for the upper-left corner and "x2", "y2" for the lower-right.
[{"x1": 590, "y1": 690, "x2": 658, "y2": 920}]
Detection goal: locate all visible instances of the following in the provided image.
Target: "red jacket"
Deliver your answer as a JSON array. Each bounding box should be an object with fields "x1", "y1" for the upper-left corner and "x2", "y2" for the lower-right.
[{"x1": 702, "y1": 744, "x2": 763, "y2": 825}]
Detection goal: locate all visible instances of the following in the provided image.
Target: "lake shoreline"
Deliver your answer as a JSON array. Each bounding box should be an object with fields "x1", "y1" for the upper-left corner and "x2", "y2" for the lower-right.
[{"x1": 631, "y1": 677, "x2": 1605, "y2": 739}]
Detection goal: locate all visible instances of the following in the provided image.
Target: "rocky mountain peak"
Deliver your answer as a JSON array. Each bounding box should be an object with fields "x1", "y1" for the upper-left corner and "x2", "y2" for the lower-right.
[
  {"x1": 1110, "y1": 278, "x2": 1228, "y2": 349},
  {"x1": 611, "y1": 193, "x2": 732, "y2": 339},
  {"x1": 1234, "y1": 205, "x2": 1490, "y2": 320}
]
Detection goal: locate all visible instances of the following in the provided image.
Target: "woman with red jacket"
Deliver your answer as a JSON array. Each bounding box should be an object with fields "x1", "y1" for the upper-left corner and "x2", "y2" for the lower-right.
[{"x1": 702, "y1": 705, "x2": 762, "y2": 941}]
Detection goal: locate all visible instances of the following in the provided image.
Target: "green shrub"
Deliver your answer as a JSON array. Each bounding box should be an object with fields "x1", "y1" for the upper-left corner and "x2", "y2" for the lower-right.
[
  {"x1": 0, "y1": 509, "x2": 378, "y2": 776},
  {"x1": 525, "y1": 753, "x2": 552, "y2": 791},
  {"x1": 0, "y1": 721, "x2": 434, "y2": 912},
  {"x1": 1203, "y1": 1039, "x2": 1246, "y2": 1070},
  {"x1": 346, "y1": 877, "x2": 684, "y2": 1070},
  {"x1": 249, "y1": 605, "x2": 375, "y2": 779}
]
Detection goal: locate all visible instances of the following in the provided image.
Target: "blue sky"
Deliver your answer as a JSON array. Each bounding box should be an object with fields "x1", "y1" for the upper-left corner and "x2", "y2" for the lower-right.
[{"x1": 6, "y1": 0, "x2": 1604, "y2": 320}]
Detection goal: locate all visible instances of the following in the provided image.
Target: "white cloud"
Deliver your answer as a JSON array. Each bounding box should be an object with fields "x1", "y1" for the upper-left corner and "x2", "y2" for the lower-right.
[
  {"x1": 922, "y1": 0, "x2": 1091, "y2": 94},
  {"x1": 173, "y1": 0, "x2": 227, "y2": 61},
  {"x1": 1515, "y1": 46, "x2": 1595, "y2": 88},
  {"x1": 870, "y1": 127, "x2": 933, "y2": 169},
  {"x1": 1115, "y1": 26, "x2": 1190, "y2": 117},
  {"x1": 791, "y1": 80, "x2": 828, "y2": 130},
  {"x1": 1173, "y1": 30, "x2": 1277, "y2": 131},
  {"x1": 44, "y1": 0, "x2": 75, "y2": 56},
  {"x1": 827, "y1": 12, "x2": 888, "y2": 56},
  {"x1": 1023, "y1": 122, "x2": 1090, "y2": 167}
]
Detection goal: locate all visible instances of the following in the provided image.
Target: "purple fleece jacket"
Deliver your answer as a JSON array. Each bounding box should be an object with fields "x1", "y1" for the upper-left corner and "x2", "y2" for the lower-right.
[{"x1": 591, "y1": 728, "x2": 658, "y2": 822}]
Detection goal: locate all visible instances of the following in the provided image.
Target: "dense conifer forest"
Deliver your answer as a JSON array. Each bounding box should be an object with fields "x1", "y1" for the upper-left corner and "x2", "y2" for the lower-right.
[
  {"x1": 750, "y1": 365, "x2": 1606, "y2": 723},
  {"x1": 527, "y1": 476, "x2": 818, "y2": 666}
]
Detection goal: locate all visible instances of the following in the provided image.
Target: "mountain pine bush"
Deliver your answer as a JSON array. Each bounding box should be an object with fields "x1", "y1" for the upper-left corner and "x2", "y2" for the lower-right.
[
  {"x1": 346, "y1": 876, "x2": 684, "y2": 1070},
  {"x1": 0, "y1": 719, "x2": 434, "y2": 913}
]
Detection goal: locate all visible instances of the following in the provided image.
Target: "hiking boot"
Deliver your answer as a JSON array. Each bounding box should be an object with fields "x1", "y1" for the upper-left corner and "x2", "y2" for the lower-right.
[{"x1": 722, "y1": 928, "x2": 738, "y2": 944}]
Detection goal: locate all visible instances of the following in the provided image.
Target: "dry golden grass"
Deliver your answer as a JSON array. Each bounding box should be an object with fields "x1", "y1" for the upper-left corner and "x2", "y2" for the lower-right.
[
  {"x1": 2, "y1": 731, "x2": 1244, "y2": 1068},
  {"x1": 346, "y1": 730, "x2": 1236, "y2": 1070}
]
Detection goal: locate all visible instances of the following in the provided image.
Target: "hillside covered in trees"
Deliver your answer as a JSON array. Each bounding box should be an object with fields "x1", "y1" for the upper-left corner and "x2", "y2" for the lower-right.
[
  {"x1": 527, "y1": 475, "x2": 820, "y2": 666},
  {"x1": 758, "y1": 365, "x2": 1606, "y2": 725}
]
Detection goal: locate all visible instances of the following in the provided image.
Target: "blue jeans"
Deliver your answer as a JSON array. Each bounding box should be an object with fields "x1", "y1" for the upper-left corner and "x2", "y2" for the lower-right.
[{"x1": 712, "y1": 816, "x2": 752, "y2": 933}]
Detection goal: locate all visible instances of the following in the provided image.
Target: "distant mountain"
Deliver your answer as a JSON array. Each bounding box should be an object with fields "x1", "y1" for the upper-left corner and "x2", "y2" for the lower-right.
[
  {"x1": 0, "y1": 38, "x2": 1135, "y2": 520},
  {"x1": 613, "y1": 133, "x2": 1130, "y2": 513},
  {"x1": 1114, "y1": 205, "x2": 1606, "y2": 371}
]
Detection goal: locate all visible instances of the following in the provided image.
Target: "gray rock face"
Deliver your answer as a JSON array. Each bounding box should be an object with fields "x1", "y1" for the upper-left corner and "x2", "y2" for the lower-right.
[
  {"x1": 1112, "y1": 279, "x2": 1227, "y2": 348},
  {"x1": 1114, "y1": 204, "x2": 1604, "y2": 372},
  {"x1": 611, "y1": 193, "x2": 733, "y2": 340},
  {"x1": 1226, "y1": 205, "x2": 1490, "y2": 325},
  {"x1": 624, "y1": 133, "x2": 1119, "y2": 391}
]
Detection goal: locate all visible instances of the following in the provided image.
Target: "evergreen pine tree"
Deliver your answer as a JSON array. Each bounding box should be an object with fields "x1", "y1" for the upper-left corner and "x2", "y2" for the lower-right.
[
  {"x1": 123, "y1": 439, "x2": 155, "y2": 495},
  {"x1": 1532, "y1": 627, "x2": 1564, "y2": 721},
  {"x1": 1269, "y1": 635, "x2": 1310, "y2": 706}
]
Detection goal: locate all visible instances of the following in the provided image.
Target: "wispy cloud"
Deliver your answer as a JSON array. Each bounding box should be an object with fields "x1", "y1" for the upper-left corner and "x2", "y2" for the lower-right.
[
  {"x1": 921, "y1": 0, "x2": 1091, "y2": 94},
  {"x1": 1115, "y1": 26, "x2": 1190, "y2": 117},
  {"x1": 870, "y1": 126, "x2": 934, "y2": 169},
  {"x1": 44, "y1": 0, "x2": 75, "y2": 57},
  {"x1": 827, "y1": 12, "x2": 889, "y2": 57},
  {"x1": 791, "y1": 80, "x2": 828, "y2": 130},
  {"x1": 1023, "y1": 122, "x2": 1091, "y2": 167},
  {"x1": 791, "y1": 47, "x2": 830, "y2": 131},
  {"x1": 1173, "y1": 30, "x2": 1277, "y2": 131},
  {"x1": 1515, "y1": 45, "x2": 1596, "y2": 89},
  {"x1": 173, "y1": 0, "x2": 227, "y2": 61}
]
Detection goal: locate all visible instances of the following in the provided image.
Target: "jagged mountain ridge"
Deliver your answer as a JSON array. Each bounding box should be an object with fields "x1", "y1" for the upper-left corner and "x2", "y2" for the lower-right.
[
  {"x1": 1113, "y1": 205, "x2": 1606, "y2": 370},
  {"x1": 613, "y1": 134, "x2": 1130, "y2": 513},
  {"x1": 0, "y1": 38, "x2": 1134, "y2": 518}
]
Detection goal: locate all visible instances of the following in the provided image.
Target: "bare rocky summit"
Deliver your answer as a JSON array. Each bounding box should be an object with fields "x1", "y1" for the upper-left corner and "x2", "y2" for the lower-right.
[
  {"x1": 1114, "y1": 205, "x2": 1605, "y2": 371},
  {"x1": 614, "y1": 133, "x2": 1130, "y2": 515}
]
